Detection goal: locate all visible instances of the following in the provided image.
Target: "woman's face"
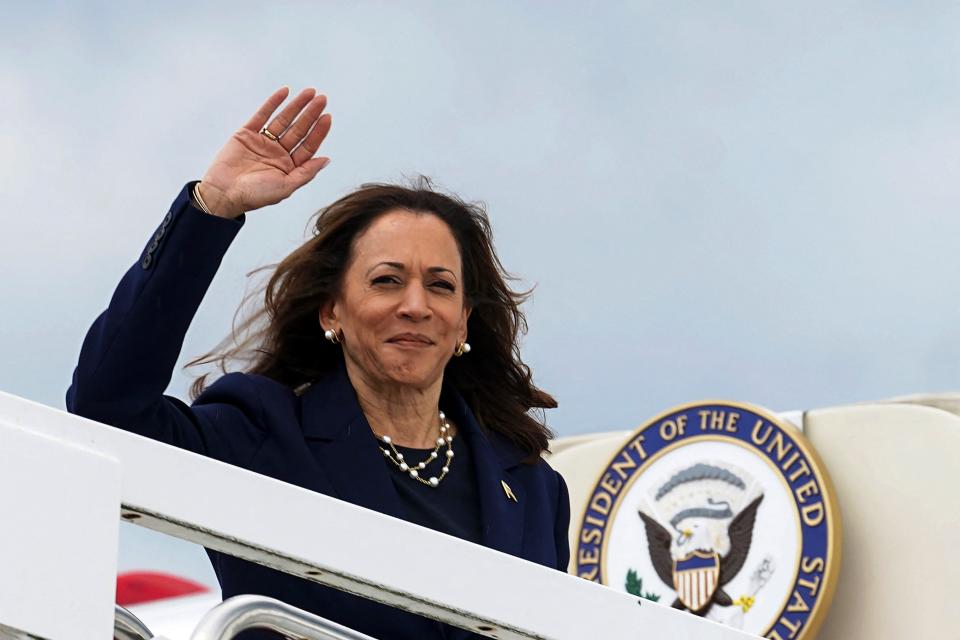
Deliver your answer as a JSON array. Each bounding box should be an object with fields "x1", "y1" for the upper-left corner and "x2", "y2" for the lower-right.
[{"x1": 321, "y1": 209, "x2": 471, "y2": 391}]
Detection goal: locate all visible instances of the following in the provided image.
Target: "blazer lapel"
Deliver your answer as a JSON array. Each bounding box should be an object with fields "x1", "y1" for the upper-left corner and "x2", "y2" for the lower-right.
[
  {"x1": 299, "y1": 367, "x2": 407, "y2": 522},
  {"x1": 298, "y1": 368, "x2": 529, "y2": 558},
  {"x1": 444, "y1": 387, "x2": 527, "y2": 558}
]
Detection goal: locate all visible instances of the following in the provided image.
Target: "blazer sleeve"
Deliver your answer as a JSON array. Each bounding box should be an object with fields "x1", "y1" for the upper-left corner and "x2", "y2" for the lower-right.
[
  {"x1": 66, "y1": 182, "x2": 267, "y2": 465},
  {"x1": 554, "y1": 470, "x2": 572, "y2": 572}
]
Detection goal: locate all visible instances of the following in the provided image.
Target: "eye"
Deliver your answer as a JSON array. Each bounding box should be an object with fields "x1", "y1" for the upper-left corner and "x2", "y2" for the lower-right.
[
  {"x1": 371, "y1": 275, "x2": 401, "y2": 286},
  {"x1": 430, "y1": 280, "x2": 456, "y2": 292}
]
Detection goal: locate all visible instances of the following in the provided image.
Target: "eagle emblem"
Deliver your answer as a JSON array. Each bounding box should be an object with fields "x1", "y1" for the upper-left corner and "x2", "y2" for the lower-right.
[
  {"x1": 638, "y1": 462, "x2": 764, "y2": 615},
  {"x1": 574, "y1": 402, "x2": 840, "y2": 638}
]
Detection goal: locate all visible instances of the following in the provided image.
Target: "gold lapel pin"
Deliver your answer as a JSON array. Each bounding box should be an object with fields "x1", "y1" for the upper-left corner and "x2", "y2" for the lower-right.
[{"x1": 501, "y1": 480, "x2": 518, "y2": 502}]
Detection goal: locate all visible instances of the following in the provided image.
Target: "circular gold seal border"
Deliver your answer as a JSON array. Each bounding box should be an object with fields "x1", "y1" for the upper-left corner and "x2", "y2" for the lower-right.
[{"x1": 573, "y1": 400, "x2": 842, "y2": 640}]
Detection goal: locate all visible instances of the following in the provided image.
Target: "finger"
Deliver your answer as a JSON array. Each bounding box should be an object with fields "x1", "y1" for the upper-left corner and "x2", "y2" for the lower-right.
[
  {"x1": 285, "y1": 157, "x2": 331, "y2": 192},
  {"x1": 262, "y1": 87, "x2": 316, "y2": 139},
  {"x1": 278, "y1": 94, "x2": 328, "y2": 152},
  {"x1": 290, "y1": 113, "x2": 333, "y2": 167},
  {"x1": 242, "y1": 87, "x2": 290, "y2": 132}
]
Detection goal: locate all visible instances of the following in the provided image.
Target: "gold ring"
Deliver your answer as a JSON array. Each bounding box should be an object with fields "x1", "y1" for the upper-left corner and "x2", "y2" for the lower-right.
[{"x1": 259, "y1": 127, "x2": 280, "y2": 142}]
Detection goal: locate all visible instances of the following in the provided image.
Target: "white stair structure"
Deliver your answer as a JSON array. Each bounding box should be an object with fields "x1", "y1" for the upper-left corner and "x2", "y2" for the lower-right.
[{"x1": 0, "y1": 391, "x2": 756, "y2": 640}]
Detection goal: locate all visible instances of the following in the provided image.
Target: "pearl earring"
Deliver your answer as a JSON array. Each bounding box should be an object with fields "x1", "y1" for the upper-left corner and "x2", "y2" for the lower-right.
[
  {"x1": 324, "y1": 329, "x2": 341, "y2": 345},
  {"x1": 454, "y1": 341, "x2": 471, "y2": 357}
]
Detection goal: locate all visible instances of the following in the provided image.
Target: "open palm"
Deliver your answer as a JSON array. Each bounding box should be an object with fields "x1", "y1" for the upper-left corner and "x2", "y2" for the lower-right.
[{"x1": 199, "y1": 87, "x2": 332, "y2": 219}]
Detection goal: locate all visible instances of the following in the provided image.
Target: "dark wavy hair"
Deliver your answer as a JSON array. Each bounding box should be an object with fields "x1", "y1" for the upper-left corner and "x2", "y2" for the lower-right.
[{"x1": 187, "y1": 178, "x2": 556, "y2": 461}]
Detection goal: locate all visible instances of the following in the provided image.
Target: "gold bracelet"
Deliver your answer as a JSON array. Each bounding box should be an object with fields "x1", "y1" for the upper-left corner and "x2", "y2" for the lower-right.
[{"x1": 192, "y1": 183, "x2": 214, "y2": 215}]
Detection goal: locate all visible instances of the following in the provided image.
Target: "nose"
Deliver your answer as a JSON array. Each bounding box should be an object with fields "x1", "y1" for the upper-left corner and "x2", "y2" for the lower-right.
[{"x1": 396, "y1": 281, "x2": 432, "y2": 321}]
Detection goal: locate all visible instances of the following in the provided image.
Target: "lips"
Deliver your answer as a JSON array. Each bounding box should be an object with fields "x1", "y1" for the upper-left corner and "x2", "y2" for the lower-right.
[{"x1": 386, "y1": 333, "x2": 435, "y2": 346}]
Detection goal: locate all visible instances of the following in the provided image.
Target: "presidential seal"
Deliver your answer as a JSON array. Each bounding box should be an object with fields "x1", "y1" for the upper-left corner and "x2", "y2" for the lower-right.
[{"x1": 575, "y1": 402, "x2": 840, "y2": 639}]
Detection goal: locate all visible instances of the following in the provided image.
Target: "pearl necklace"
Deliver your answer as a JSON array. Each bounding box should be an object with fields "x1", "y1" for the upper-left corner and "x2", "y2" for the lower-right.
[{"x1": 378, "y1": 411, "x2": 455, "y2": 488}]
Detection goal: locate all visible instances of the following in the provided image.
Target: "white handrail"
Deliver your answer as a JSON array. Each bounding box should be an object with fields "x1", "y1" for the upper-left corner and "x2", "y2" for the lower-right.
[
  {"x1": 0, "y1": 391, "x2": 757, "y2": 640},
  {"x1": 190, "y1": 595, "x2": 377, "y2": 640}
]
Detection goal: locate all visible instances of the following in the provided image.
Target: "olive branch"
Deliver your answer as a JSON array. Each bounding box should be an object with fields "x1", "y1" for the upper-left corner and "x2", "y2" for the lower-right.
[{"x1": 625, "y1": 569, "x2": 661, "y2": 602}]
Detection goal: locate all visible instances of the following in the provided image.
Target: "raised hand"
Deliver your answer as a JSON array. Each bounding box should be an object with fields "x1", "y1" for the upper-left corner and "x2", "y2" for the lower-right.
[{"x1": 197, "y1": 87, "x2": 333, "y2": 219}]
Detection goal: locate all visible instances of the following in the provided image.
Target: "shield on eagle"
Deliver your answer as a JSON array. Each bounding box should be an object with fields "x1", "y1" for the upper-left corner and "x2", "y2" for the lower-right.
[{"x1": 672, "y1": 550, "x2": 720, "y2": 612}]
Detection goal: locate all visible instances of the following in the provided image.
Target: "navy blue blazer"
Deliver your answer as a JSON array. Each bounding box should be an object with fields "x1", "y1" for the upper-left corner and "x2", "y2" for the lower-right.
[{"x1": 66, "y1": 183, "x2": 570, "y2": 640}]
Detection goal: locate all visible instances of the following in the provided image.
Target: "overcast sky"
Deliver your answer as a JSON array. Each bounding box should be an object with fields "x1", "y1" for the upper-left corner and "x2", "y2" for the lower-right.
[{"x1": 4, "y1": 1, "x2": 960, "y2": 586}]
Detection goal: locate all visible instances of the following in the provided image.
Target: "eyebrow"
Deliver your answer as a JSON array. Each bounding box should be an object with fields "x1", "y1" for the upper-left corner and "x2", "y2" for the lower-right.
[{"x1": 367, "y1": 261, "x2": 458, "y2": 280}]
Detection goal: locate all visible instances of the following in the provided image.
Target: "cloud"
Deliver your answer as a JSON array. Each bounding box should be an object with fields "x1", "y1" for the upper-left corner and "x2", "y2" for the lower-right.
[{"x1": 5, "y1": 1, "x2": 960, "y2": 422}]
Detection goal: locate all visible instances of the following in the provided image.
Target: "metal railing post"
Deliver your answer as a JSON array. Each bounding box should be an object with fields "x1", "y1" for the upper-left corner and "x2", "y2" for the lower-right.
[
  {"x1": 114, "y1": 604, "x2": 153, "y2": 640},
  {"x1": 190, "y1": 595, "x2": 379, "y2": 640}
]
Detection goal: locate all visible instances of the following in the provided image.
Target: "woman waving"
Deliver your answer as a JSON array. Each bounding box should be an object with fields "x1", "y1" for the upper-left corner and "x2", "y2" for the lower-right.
[{"x1": 68, "y1": 87, "x2": 569, "y2": 640}]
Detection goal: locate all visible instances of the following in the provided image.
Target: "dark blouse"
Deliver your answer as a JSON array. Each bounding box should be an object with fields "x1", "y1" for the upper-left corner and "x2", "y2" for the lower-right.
[{"x1": 386, "y1": 434, "x2": 483, "y2": 544}]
